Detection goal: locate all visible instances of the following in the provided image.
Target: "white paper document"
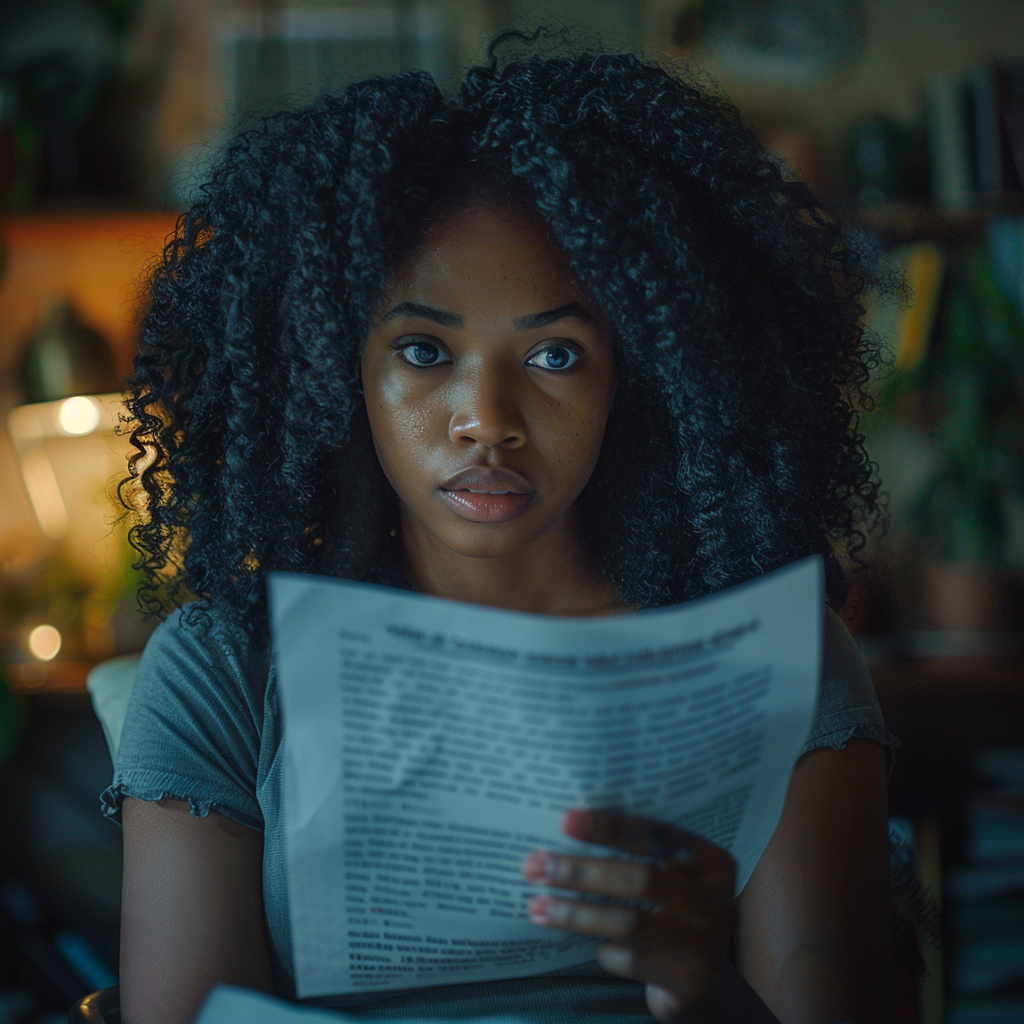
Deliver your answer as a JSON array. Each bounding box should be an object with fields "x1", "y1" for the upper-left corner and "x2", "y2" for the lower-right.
[
  {"x1": 269, "y1": 557, "x2": 823, "y2": 999},
  {"x1": 194, "y1": 984, "x2": 527, "y2": 1024}
]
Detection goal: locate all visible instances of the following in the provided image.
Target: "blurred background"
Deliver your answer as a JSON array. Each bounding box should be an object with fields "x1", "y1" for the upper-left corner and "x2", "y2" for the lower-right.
[{"x1": 0, "y1": 1, "x2": 1023, "y2": 1022}]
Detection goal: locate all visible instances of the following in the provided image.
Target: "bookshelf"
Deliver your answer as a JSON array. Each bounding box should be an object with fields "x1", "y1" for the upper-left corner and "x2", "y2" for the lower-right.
[
  {"x1": 875, "y1": 658, "x2": 1024, "y2": 1022},
  {"x1": 857, "y1": 153, "x2": 1024, "y2": 1015},
  {"x1": 854, "y1": 200, "x2": 1024, "y2": 245},
  {"x1": 4, "y1": 661, "x2": 95, "y2": 695}
]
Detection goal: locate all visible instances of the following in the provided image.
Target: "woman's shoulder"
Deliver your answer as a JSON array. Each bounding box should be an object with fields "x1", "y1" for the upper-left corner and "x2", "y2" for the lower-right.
[
  {"x1": 821, "y1": 606, "x2": 872, "y2": 695},
  {"x1": 132, "y1": 603, "x2": 269, "y2": 714},
  {"x1": 801, "y1": 607, "x2": 899, "y2": 775},
  {"x1": 142, "y1": 601, "x2": 263, "y2": 675},
  {"x1": 140, "y1": 600, "x2": 272, "y2": 730},
  {"x1": 101, "y1": 602, "x2": 271, "y2": 830}
]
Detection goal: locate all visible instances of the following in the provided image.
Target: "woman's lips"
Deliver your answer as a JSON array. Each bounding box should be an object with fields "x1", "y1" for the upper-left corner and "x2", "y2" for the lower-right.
[
  {"x1": 439, "y1": 488, "x2": 534, "y2": 523},
  {"x1": 438, "y1": 465, "x2": 534, "y2": 522}
]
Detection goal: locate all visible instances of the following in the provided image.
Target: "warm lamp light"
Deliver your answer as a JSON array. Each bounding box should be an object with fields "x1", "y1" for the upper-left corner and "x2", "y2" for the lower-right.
[
  {"x1": 28, "y1": 624, "x2": 62, "y2": 661},
  {"x1": 57, "y1": 395, "x2": 102, "y2": 436},
  {"x1": 7, "y1": 393, "x2": 129, "y2": 541}
]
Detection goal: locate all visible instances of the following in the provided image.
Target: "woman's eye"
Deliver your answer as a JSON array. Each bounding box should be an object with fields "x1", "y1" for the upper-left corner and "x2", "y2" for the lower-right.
[
  {"x1": 397, "y1": 340, "x2": 451, "y2": 367},
  {"x1": 526, "y1": 344, "x2": 580, "y2": 371}
]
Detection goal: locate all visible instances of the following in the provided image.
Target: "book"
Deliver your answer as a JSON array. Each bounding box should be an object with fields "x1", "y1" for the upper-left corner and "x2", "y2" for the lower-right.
[
  {"x1": 948, "y1": 750, "x2": 1024, "y2": 1015},
  {"x1": 997, "y1": 63, "x2": 1024, "y2": 192},
  {"x1": 926, "y1": 63, "x2": 1024, "y2": 209},
  {"x1": 970, "y1": 65, "x2": 1005, "y2": 197},
  {"x1": 927, "y1": 73, "x2": 975, "y2": 210}
]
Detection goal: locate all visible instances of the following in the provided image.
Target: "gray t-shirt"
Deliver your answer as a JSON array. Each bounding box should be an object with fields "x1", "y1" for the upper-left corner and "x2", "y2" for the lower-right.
[{"x1": 101, "y1": 600, "x2": 896, "y2": 1020}]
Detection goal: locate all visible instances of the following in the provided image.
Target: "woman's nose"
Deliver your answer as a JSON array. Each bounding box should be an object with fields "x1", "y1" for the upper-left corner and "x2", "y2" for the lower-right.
[{"x1": 448, "y1": 365, "x2": 526, "y2": 449}]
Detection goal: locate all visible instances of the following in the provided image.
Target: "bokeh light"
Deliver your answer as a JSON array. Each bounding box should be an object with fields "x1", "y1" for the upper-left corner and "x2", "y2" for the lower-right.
[
  {"x1": 27, "y1": 624, "x2": 62, "y2": 661},
  {"x1": 57, "y1": 396, "x2": 101, "y2": 436}
]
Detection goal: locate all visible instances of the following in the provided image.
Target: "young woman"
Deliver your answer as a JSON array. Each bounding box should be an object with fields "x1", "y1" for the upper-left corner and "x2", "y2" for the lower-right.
[{"x1": 105, "y1": 34, "x2": 897, "y2": 1024}]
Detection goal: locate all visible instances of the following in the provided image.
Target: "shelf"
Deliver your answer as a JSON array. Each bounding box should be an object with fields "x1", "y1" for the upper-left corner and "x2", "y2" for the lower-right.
[
  {"x1": 2, "y1": 210, "x2": 179, "y2": 246},
  {"x1": 872, "y1": 655, "x2": 1024, "y2": 825},
  {"x1": 4, "y1": 660, "x2": 95, "y2": 694},
  {"x1": 874, "y1": 656, "x2": 1024, "y2": 749},
  {"x1": 851, "y1": 199, "x2": 1024, "y2": 243}
]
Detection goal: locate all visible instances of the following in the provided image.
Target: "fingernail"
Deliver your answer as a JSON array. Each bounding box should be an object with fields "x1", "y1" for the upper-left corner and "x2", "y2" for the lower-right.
[
  {"x1": 527, "y1": 895, "x2": 551, "y2": 924},
  {"x1": 522, "y1": 851, "x2": 550, "y2": 882},
  {"x1": 596, "y1": 945, "x2": 634, "y2": 975},
  {"x1": 561, "y1": 809, "x2": 594, "y2": 840},
  {"x1": 546, "y1": 856, "x2": 571, "y2": 882},
  {"x1": 545, "y1": 899, "x2": 570, "y2": 923}
]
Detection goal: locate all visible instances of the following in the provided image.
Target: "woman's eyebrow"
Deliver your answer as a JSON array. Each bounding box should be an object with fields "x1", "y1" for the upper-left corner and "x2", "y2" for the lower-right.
[
  {"x1": 377, "y1": 301, "x2": 596, "y2": 331},
  {"x1": 514, "y1": 303, "x2": 596, "y2": 331},
  {"x1": 379, "y1": 302, "x2": 462, "y2": 327}
]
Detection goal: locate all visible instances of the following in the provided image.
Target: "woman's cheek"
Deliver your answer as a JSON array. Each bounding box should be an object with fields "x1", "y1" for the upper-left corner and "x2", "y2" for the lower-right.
[
  {"x1": 373, "y1": 395, "x2": 445, "y2": 485},
  {"x1": 538, "y1": 398, "x2": 607, "y2": 482}
]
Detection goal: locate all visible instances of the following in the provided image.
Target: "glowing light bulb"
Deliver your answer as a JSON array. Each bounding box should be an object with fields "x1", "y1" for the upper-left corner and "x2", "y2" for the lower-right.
[
  {"x1": 57, "y1": 396, "x2": 101, "y2": 436},
  {"x1": 28, "y1": 624, "x2": 62, "y2": 661}
]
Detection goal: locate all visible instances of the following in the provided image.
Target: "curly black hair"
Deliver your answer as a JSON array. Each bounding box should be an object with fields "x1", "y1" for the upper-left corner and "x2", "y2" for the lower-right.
[{"x1": 122, "y1": 31, "x2": 885, "y2": 643}]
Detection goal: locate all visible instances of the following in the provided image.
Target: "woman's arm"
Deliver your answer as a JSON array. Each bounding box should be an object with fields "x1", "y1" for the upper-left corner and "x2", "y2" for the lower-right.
[
  {"x1": 736, "y1": 738, "x2": 894, "y2": 1023},
  {"x1": 120, "y1": 797, "x2": 273, "y2": 1024}
]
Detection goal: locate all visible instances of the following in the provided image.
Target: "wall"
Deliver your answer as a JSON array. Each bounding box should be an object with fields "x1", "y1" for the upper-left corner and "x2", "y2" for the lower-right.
[
  {"x1": 125, "y1": 0, "x2": 1024, "y2": 205},
  {"x1": 672, "y1": 0, "x2": 1024, "y2": 153}
]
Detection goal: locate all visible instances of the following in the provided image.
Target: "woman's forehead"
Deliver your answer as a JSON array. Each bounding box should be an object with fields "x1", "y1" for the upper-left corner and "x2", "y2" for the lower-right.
[{"x1": 382, "y1": 202, "x2": 591, "y2": 325}]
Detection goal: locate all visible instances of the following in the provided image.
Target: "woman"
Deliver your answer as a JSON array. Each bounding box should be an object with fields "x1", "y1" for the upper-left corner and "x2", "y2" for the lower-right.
[{"x1": 106, "y1": 33, "x2": 897, "y2": 1024}]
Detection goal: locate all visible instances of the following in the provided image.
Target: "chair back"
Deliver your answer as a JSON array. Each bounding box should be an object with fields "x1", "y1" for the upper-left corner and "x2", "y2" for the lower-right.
[
  {"x1": 86, "y1": 655, "x2": 140, "y2": 764},
  {"x1": 68, "y1": 985, "x2": 119, "y2": 1023}
]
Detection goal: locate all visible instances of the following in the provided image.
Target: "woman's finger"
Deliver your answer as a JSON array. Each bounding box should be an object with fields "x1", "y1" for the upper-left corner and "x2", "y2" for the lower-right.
[
  {"x1": 522, "y1": 850, "x2": 729, "y2": 928},
  {"x1": 644, "y1": 983, "x2": 689, "y2": 1024},
  {"x1": 526, "y1": 894, "x2": 725, "y2": 949},
  {"x1": 561, "y1": 809, "x2": 736, "y2": 888},
  {"x1": 595, "y1": 942, "x2": 718, "y2": 1007}
]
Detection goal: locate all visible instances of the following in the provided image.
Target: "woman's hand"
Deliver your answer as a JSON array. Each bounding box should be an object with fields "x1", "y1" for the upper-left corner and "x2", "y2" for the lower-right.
[{"x1": 522, "y1": 809, "x2": 736, "y2": 1023}]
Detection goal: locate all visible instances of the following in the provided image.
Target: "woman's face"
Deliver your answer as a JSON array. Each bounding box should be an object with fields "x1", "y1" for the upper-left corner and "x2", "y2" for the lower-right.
[{"x1": 361, "y1": 201, "x2": 616, "y2": 564}]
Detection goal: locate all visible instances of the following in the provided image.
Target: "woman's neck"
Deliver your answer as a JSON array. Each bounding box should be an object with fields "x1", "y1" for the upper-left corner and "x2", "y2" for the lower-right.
[{"x1": 397, "y1": 506, "x2": 630, "y2": 617}]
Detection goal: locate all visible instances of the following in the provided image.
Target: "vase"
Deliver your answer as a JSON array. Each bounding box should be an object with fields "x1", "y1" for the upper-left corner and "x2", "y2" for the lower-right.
[{"x1": 921, "y1": 561, "x2": 1012, "y2": 632}]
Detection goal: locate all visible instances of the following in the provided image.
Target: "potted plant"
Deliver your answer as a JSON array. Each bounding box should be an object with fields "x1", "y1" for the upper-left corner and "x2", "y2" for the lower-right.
[{"x1": 882, "y1": 246, "x2": 1024, "y2": 631}]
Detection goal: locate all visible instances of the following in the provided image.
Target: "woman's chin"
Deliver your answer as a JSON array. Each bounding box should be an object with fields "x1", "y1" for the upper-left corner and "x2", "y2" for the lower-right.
[{"x1": 434, "y1": 523, "x2": 542, "y2": 561}]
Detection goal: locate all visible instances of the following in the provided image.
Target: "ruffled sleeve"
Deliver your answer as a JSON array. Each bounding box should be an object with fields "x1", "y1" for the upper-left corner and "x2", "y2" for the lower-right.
[
  {"x1": 100, "y1": 606, "x2": 266, "y2": 831},
  {"x1": 800, "y1": 608, "x2": 899, "y2": 777}
]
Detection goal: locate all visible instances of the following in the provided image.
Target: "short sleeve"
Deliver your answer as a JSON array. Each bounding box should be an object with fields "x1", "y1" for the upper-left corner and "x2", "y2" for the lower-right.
[
  {"x1": 100, "y1": 606, "x2": 266, "y2": 831},
  {"x1": 800, "y1": 608, "x2": 899, "y2": 777}
]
